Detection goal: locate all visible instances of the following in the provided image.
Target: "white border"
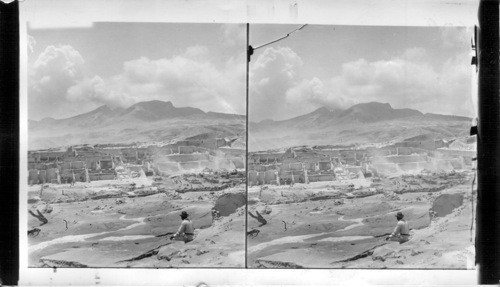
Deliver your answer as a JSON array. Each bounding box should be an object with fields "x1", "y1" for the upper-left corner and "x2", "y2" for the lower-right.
[
  {"x1": 19, "y1": 1, "x2": 29, "y2": 282},
  {"x1": 19, "y1": 0, "x2": 479, "y2": 285}
]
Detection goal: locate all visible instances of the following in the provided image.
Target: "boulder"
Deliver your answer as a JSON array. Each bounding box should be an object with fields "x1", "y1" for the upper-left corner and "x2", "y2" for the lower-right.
[
  {"x1": 157, "y1": 245, "x2": 182, "y2": 261},
  {"x1": 213, "y1": 192, "x2": 246, "y2": 217},
  {"x1": 115, "y1": 198, "x2": 126, "y2": 205},
  {"x1": 196, "y1": 249, "x2": 209, "y2": 256},
  {"x1": 260, "y1": 205, "x2": 272, "y2": 215},
  {"x1": 411, "y1": 249, "x2": 422, "y2": 256},
  {"x1": 371, "y1": 245, "x2": 403, "y2": 262},
  {"x1": 431, "y1": 193, "x2": 464, "y2": 217},
  {"x1": 40, "y1": 204, "x2": 53, "y2": 213}
]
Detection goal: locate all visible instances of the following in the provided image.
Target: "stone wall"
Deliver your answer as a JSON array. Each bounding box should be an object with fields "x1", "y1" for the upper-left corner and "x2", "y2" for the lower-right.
[
  {"x1": 264, "y1": 170, "x2": 279, "y2": 185},
  {"x1": 178, "y1": 146, "x2": 209, "y2": 154},
  {"x1": 248, "y1": 170, "x2": 258, "y2": 186},
  {"x1": 28, "y1": 169, "x2": 39, "y2": 185},
  {"x1": 156, "y1": 162, "x2": 180, "y2": 174},
  {"x1": 308, "y1": 174, "x2": 335, "y2": 182},
  {"x1": 38, "y1": 170, "x2": 46, "y2": 184},
  {"x1": 100, "y1": 160, "x2": 114, "y2": 170},
  {"x1": 257, "y1": 171, "x2": 265, "y2": 185},
  {"x1": 89, "y1": 172, "x2": 115, "y2": 181},
  {"x1": 290, "y1": 162, "x2": 303, "y2": 171},
  {"x1": 46, "y1": 168, "x2": 60, "y2": 183},
  {"x1": 318, "y1": 161, "x2": 331, "y2": 171},
  {"x1": 250, "y1": 152, "x2": 284, "y2": 163}
]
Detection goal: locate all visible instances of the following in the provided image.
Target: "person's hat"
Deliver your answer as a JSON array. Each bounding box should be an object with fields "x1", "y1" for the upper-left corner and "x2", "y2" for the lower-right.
[
  {"x1": 180, "y1": 211, "x2": 189, "y2": 217},
  {"x1": 396, "y1": 212, "x2": 404, "y2": 218}
]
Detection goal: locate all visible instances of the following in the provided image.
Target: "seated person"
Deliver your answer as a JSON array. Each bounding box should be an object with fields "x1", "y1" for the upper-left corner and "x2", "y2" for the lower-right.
[
  {"x1": 386, "y1": 212, "x2": 410, "y2": 244},
  {"x1": 171, "y1": 211, "x2": 195, "y2": 243}
]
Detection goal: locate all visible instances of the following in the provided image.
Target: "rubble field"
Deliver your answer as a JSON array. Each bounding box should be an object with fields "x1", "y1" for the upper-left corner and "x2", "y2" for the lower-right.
[
  {"x1": 247, "y1": 170, "x2": 475, "y2": 268},
  {"x1": 27, "y1": 170, "x2": 246, "y2": 268}
]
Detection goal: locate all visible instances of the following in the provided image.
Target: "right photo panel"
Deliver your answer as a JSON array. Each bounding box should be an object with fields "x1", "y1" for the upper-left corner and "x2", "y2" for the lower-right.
[{"x1": 247, "y1": 24, "x2": 476, "y2": 269}]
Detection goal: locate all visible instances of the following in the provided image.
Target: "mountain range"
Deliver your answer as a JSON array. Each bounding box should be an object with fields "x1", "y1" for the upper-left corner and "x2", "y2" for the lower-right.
[
  {"x1": 30, "y1": 100, "x2": 245, "y2": 130},
  {"x1": 249, "y1": 102, "x2": 472, "y2": 151},
  {"x1": 29, "y1": 100, "x2": 245, "y2": 150},
  {"x1": 251, "y1": 102, "x2": 470, "y2": 128},
  {"x1": 29, "y1": 100, "x2": 472, "y2": 151}
]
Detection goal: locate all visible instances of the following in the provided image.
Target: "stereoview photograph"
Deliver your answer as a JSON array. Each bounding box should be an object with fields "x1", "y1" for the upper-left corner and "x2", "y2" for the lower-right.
[
  {"x1": 26, "y1": 22, "x2": 246, "y2": 268},
  {"x1": 247, "y1": 24, "x2": 476, "y2": 269}
]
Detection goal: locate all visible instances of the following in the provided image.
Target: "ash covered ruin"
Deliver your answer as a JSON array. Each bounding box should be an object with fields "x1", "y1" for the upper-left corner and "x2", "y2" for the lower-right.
[
  {"x1": 248, "y1": 135, "x2": 476, "y2": 186},
  {"x1": 28, "y1": 133, "x2": 245, "y2": 185},
  {"x1": 27, "y1": 133, "x2": 247, "y2": 268},
  {"x1": 247, "y1": 134, "x2": 476, "y2": 269}
]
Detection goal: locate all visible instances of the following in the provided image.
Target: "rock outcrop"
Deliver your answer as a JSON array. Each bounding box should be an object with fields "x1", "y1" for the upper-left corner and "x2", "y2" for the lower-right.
[
  {"x1": 431, "y1": 193, "x2": 464, "y2": 217},
  {"x1": 213, "y1": 192, "x2": 246, "y2": 216}
]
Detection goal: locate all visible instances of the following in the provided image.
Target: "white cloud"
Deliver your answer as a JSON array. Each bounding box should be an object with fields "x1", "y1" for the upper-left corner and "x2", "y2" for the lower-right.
[
  {"x1": 337, "y1": 56, "x2": 440, "y2": 105},
  {"x1": 29, "y1": 44, "x2": 245, "y2": 119},
  {"x1": 249, "y1": 45, "x2": 472, "y2": 121},
  {"x1": 31, "y1": 45, "x2": 84, "y2": 89},
  {"x1": 286, "y1": 78, "x2": 355, "y2": 111},
  {"x1": 106, "y1": 46, "x2": 245, "y2": 114},
  {"x1": 333, "y1": 48, "x2": 472, "y2": 116},
  {"x1": 29, "y1": 45, "x2": 96, "y2": 119},
  {"x1": 66, "y1": 76, "x2": 107, "y2": 102},
  {"x1": 249, "y1": 46, "x2": 304, "y2": 121}
]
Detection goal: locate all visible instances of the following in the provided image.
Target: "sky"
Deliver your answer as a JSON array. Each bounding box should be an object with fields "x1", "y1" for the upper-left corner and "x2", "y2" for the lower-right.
[
  {"x1": 249, "y1": 25, "x2": 474, "y2": 121},
  {"x1": 28, "y1": 22, "x2": 246, "y2": 120},
  {"x1": 28, "y1": 23, "x2": 474, "y2": 122}
]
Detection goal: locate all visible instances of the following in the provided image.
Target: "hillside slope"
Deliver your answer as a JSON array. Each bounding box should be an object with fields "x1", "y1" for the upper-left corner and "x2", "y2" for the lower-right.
[
  {"x1": 29, "y1": 101, "x2": 245, "y2": 150},
  {"x1": 249, "y1": 102, "x2": 471, "y2": 151}
]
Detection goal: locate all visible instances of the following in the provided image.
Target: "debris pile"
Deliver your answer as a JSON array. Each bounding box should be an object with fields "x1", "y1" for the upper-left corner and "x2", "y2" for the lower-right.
[{"x1": 173, "y1": 169, "x2": 245, "y2": 193}]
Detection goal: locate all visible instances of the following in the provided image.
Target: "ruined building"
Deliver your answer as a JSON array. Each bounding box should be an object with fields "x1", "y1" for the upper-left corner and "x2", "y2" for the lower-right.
[
  {"x1": 248, "y1": 139, "x2": 475, "y2": 186},
  {"x1": 27, "y1": 135, "x2": 245, "y2": 185}
]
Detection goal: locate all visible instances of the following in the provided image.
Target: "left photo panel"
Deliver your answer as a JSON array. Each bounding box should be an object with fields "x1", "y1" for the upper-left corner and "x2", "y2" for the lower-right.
[{"x1": 26, "y1": 22, "x2": 247, "y2": 268}]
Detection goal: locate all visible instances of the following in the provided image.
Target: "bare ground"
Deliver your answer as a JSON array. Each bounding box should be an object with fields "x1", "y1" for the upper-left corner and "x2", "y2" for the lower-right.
[
  {"x1": 27, "y1": 176, "x2": 245, "y2": 268},
  {"x1": 247, "y1": 171, "x2": 475, "y2": 269}
]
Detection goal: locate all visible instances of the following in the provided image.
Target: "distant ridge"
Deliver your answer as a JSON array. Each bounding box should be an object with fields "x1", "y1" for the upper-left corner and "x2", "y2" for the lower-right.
[
  {"x1": 248, "y1": 101, "x2": 472, "y2": 151},
  {"x1": 28, "y1": 100, "x2": 246, "y2": 150},
  {"x1": 424, "y1": 113, "x2": 472, "y2": 122},
  {"x1": 120, "y1": 100, "x2": 204, "y2": 121},
  {"x1": 252, "y1": 102, "x2": 471, "y2": 127},
  {"x1": 30, "y1": 100, "x2": 244, "y2": 128}
]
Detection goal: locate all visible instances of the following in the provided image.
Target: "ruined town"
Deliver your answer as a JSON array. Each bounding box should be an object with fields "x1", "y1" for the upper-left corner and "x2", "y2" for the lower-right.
[
  {"x1": 247, "y1": 131, "x2": 476, "y2": 268},
  {"x1": 245, "y1": 23, "x2": 476, "y2": 269},
  {"x1": 25, "y1": 20, "x2": 478, "y2": 272},
  {"x1": 26, "y1": 21, "x2": 249, "y2": 268},
  {"x1": 27, "y1": 132, "x2": 246, "y2": 267}
]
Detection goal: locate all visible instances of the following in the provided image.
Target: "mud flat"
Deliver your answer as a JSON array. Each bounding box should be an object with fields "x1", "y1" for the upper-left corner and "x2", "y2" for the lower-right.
[
  {"x1": 247, "y1": 171, "x2": 475, "y2": 269},
  {"x1": 28, "y1": 174, "x2": 245, "y2": 267}
]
